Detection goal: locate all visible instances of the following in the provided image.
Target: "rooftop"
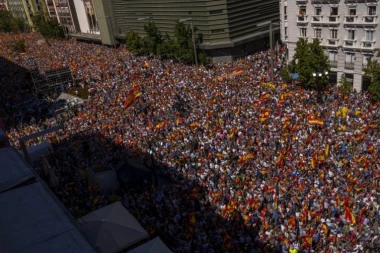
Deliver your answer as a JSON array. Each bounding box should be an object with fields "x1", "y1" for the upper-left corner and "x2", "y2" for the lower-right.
[{"x1": 0, "y1": 147, "x2": 96, "y2": 253}]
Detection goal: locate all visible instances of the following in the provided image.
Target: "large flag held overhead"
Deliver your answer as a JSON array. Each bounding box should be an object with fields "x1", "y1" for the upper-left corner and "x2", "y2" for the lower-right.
[{"x1": 123, "y1": 87, "x2": 141, "y2": 109}]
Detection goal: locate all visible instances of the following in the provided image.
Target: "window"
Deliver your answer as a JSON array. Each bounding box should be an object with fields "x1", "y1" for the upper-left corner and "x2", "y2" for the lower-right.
[
  {"x1": 315, "y1": 7, "x2": 322, "y2": 15},
  {"x1": 211, "y1": 29, "x2": 224, "y2": 33},
  {"x1": 209, "y1": 9, "x2": 223, "y2": 15},
  {"x1": 284, "y1": 6, "x2": 287, "y2": 20},
  {"x1": 349, "y1": 8, "x2": 356, "y2": 16},
  {"x1": 330, "y1": 29, "x2": 338, "y2": 39},
  {"x1": 315, "y1": 28, "x2": 322, "y2": 38},
  {"x1": 345, "y1": 53, "x2": 355, "y2": 63},
  {"x1": 363, "y1": 55, "x2": 372, "y2": 66},
  {"x1": 285, "y1": 27, "x2": 288, "y2": 36},
  {"x1": 368, "y1": 6, "x2": 376, "y2": 15},
  {"x1": 329, "y1": 52, "x2": 337, "y2": 62},
  {"x1": 366, "y1": 31, "x2": 374, "y2": 41},
  {"x1": 299, "y1": 6, "x2": 306, "y2": 16},
  {"x1": 347, "y1": 30, "x2": 355, "y2": 40},
  {"x1": 331, "y1": 7, "x2": 338, "y2": 15},
  {"x1": 300, "y1": 28, "x2": 307, "y2": 37}
]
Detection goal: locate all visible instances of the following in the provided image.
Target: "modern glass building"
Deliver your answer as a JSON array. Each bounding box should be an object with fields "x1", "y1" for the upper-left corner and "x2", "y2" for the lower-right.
[{"x1": 90, "y1": 0, "x2": 279, "y2": 62}]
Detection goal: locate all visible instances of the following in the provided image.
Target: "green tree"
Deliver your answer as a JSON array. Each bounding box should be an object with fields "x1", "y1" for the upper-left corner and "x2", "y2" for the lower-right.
[
  {"x1": 364, "y1": 57, "x2": 380, "y2": 102},
  {"x1": 198, "y1": 51, "x2": 210, "y2": 66},
  {"x1": 143, "y1": 21, "x2": 162, "y2": 55},
  {"x1": 339, "y1": 75, "x2": 352, "y2": 96},
  {"x1": 173, "y1": 21, "x2": 195, "y2": 64},
  {"x1": 157, "y1": 33, "x2": 176, "y2": 59},
  {"x1": 125, "y1": 30, "x2": 144, "y2": 54},
  {"x1": 293, "y1": 38, "x2": 330, "y2": 89},
  {"x1": 32, "y1": 15, "x2": 64, "y2": 39},
  {"x1": 0, "y1": 10, "x2": 26, "y2": 32}
]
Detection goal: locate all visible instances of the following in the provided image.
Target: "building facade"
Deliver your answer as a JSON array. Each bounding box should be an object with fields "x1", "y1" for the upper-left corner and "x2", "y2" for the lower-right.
[
  {"x1": 280, "y1": 0, "x2": 379, "y2": 91},
  {"x1": 7, "y1": 0, "x2": 49, "y2": 30},
  {"x1": 83, "y1": 0, "x2": 280, "y2": 62}
]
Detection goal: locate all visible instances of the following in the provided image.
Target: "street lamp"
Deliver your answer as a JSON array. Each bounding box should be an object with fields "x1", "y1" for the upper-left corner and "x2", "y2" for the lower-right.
[
  {"x1": 258, "y1": 21, "x2": 280, "y2": 83},
  {"x1": 179, "y1": 17, "x2": 198, "y2": 68},
  {"x1": 312, "y1": 71, "x2": 329, "y2": 103}
]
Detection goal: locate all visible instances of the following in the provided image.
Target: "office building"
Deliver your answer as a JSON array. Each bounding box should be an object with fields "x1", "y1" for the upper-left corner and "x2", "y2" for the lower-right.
[
  {"x1": 280, "y1": 0, "x2": 379, "y2": 91},
  {"x1": 7, "y1": 0, "x2": 48, "y2": 30},
  {"x1": 83, "y1": 0, "x2": 280, "y2": 62}
]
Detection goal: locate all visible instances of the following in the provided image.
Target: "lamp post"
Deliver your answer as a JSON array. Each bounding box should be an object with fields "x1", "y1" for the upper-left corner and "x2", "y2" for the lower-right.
[
  {"x1": 179, "y1": 17, "x2": 198, "y2": 68},
  {"x1": 312, "y1": 71, "x2": 329, "y2": 103}
]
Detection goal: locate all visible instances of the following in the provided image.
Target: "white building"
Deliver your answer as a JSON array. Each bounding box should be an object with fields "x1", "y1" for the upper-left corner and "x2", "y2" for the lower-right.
[{"x1": 280, "y1": 0, "x2": 379, "y2": 91}]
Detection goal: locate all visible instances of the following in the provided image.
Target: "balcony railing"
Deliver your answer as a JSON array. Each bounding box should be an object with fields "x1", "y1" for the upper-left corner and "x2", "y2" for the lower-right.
[
  {"x1": 312, "y1": 15, "x2": 323, "y2": 22},
  {"x1": 344, "y1": 15, "x2": 358, "y2": 23},
  {"x1": 362, "y1": 42, "x2": 375, "y2": 49},
  {"x1": 345, "y1": 62, "x2": 355, "y2": 70},
  {"x1": 330, "y1": 61, "x2": 337, "y2": 68},
  {"x1": 328, "y1": 16, "x2": 339, "y2": 22},
  {"x1": 363, "y1": 15, "x2": 377, "y2": 23},
  {"x1": 344, "y1": 40, "x2": 356, "y2": 47},
  {"x1": 297, "y1": 15, "x2": 308, "y2": 22},
  {"x1": 326, "y1": 39, "x2": 338, "y2": 46}
]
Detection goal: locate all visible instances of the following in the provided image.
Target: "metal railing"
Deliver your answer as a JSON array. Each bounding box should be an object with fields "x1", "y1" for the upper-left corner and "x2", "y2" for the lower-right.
[{"x1": 345, "y1": 62, "x2": 355, "y2": 70}]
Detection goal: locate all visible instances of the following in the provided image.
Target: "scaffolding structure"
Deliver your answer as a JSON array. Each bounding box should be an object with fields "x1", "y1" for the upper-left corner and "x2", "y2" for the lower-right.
[{"x1": 30, "y1": 67, "x2": 73, "y2": 97}]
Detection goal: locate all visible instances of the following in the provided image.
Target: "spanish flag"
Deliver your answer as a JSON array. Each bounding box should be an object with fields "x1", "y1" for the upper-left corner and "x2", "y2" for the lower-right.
[
  {"x1": 304, "y1": 236, "x2": 312, "y2": 247},
  {"x1": 190, "y1": 121, "x2": 199, "y2": 128},
  {"x1": 259, "y1": 110, "x2": 270, "y2": 122},
  {"x1": 239, "y1": 153, "x2": 254, "y2": 163},
  {"x1": 224, "y1": 234, "x2": 232, "y2": 249},
  {"x1": 259, "y1": 93, "x2": 271, "y2": 102},
  {"x1": 155, "y1": 121, "x2": 167, "y2": 130},
  {"x1": 282, "y1": 120, "x2": 290, "y2": 129},
  {"x1": 175, "y1": 118, "x2": 184, "y2": 125},
  {"x1": 325, "y1": 144, "x2": 329, "y2": 157},
  {"x1": 189, "y1": 212, "x2": 196, "y2": 224},
  {"x1": 344, "y1": 207, "x2": 356, "y2": 224},
  {"x1": 276, "y1": 153, "x2": 283, "y2": 165},
  {"x1": 322, "y1": 224, "x2": 328, "y2": 236},
  {"x1": 123, "y1": 87, "x2": 141, "y2": 108},
  {"x1": 309, "y1": 119, "x2": 324, "y2": 126}
]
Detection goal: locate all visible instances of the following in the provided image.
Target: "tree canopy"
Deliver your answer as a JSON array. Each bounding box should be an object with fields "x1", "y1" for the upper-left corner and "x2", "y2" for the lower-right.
[
  {"x1": 292, "y1": 38, "x2": 330, "y2": 89},
  {"x1": 0, "y1": 10, "x2": 26, "y2": 32},
  {"x1": 364, "y1": 56, "x2": 380, "y2": 102},
  {"x1": 125, "y1": 30, "x2": 144, "y2": 55},
  {"x1": 125, "y1": 21, "x2": 209, "y2": 65},
  {"x1": 32, "y1": 14, "x2": 64, "y2": 39}
]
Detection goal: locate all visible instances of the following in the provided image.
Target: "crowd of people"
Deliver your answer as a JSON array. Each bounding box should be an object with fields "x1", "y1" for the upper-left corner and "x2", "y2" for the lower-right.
[{"x1": 1, "y1": 32, "x2": 380, "y2": 253}]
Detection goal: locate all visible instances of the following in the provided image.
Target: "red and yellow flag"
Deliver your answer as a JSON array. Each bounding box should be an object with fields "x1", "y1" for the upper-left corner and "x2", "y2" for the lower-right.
[
  {"x1": 308, "y1": 119, "x2": 324, "y2": 126},
  {"x1": 344, "y1": 207, "x2": 356, "y2": 224},
  {"x1": 189, "y1": 212, "x2": 196, "y2": 224},
  {"x1": 123, "y1": 87, "x2": 141, "y2": 108},
  {"x1": 259, "y1": 110, "x2": 270, "y2": 122}
]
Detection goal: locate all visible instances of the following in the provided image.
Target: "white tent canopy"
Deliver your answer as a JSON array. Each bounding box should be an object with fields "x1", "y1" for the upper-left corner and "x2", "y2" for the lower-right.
[
  {"x1": 128, "y1": 237, "x2": 172, "y2": 253},
  {"x1": 79, "y1": 201, "x2": 148, "y2": 253}
]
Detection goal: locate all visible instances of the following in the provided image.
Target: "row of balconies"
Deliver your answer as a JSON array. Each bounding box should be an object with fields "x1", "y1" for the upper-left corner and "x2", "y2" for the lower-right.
[
  {"x1": 297, "y1": 0, "x2": 372, "y2": 4},
  {"x1": 330, "y1": 61, "x2": 369, "y2": 70},
  {"x1": 296, "y1": 15, "x2": 378, "y2": 25},
  {"x1": 294, "y1": 37, "x2": 377, "y2": 49}
]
